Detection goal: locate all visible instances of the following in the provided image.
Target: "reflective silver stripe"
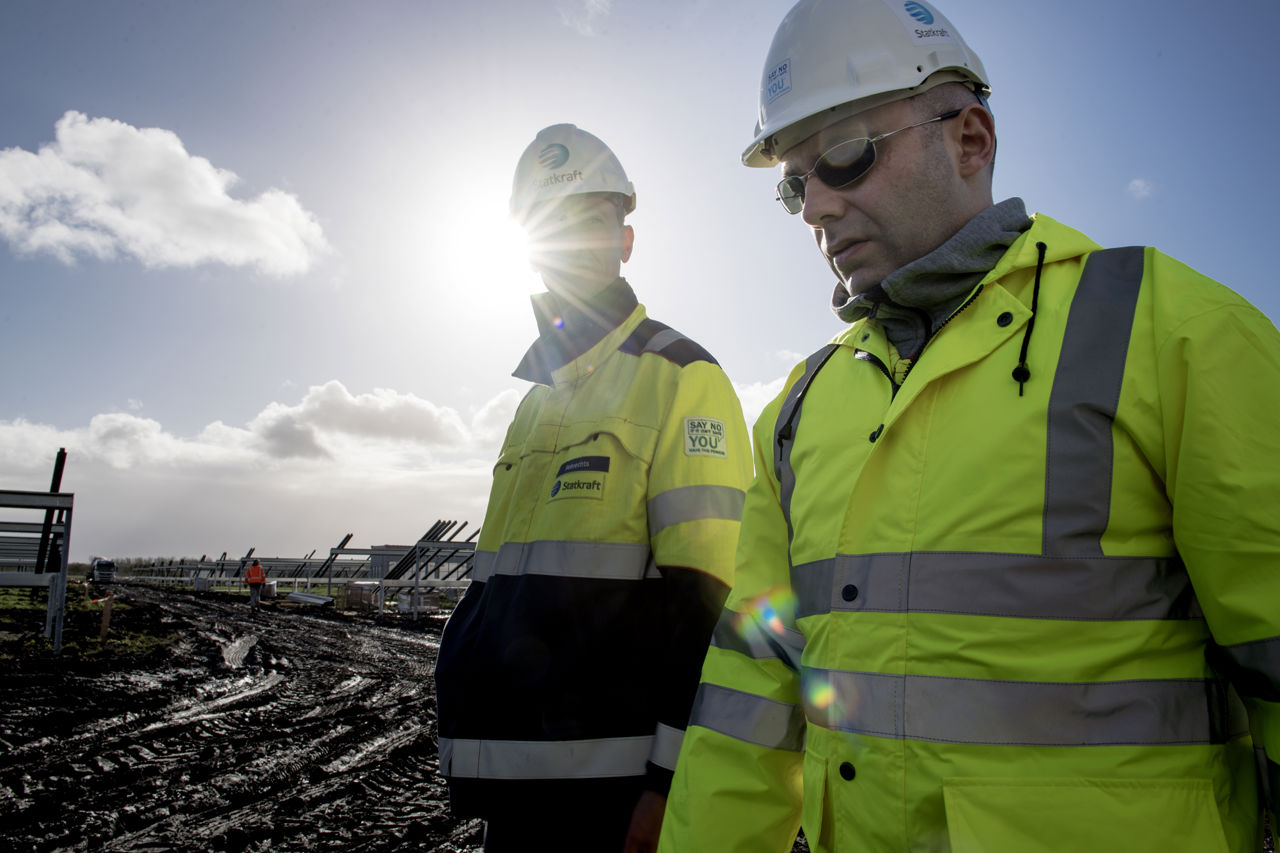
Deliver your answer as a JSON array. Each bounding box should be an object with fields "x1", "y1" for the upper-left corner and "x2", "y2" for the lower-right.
[
  {"x1": 773, "y1": 346, "x2": 840, "y2": 556},
  {"x1": 644, "y1": 328, "x2": 685, "y2": 354},
  {"x1": 791, "y1": 552, "x2": 1201, "y2": 621},
  {"x1": 801, "y1": 667, "x2": 1249, "y2": 746},
  {"x1": 487, "y1": 540, "x2": 652, "y2": 581},
  {"x1": 471, "y1": 550, "x2": 496, "y2": 582},
  {"x1": 1043, "y1": 246, "x2": 1145, "y2": 556},
  {"x1": 711, "y1": 606, "x2": 806, "y2": 669},
  {"x1": 438, "y1": 735, "x2": 652, "y2": 780},
  {"x1": 649, "y1": 722, "x2": 685, "y2": 771},
  {"x1": 647, "y1": 485, "x2": 746, "y2": 538},
  {"x1": 690, "y1": 682, "x2": 806, "y2": 752},
  {"x1": 1220, "y1": 633, "x2": 1280, "y2": 702}
]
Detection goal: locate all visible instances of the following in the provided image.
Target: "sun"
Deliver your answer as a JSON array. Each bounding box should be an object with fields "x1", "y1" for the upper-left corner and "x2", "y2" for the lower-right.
[{"x1": 435, "y1": 181, "x2": 541, "y2": 299}]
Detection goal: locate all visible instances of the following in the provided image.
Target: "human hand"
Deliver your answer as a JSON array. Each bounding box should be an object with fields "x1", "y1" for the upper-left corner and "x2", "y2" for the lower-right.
[{"x1": 622, "y1": 790, "x2": 667, "y2": 853}]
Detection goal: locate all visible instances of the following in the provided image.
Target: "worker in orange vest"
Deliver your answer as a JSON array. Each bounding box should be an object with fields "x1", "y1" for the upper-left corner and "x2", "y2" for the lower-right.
[{"x1": 244, "y1": 559, "x2": 266, "y2": 608}]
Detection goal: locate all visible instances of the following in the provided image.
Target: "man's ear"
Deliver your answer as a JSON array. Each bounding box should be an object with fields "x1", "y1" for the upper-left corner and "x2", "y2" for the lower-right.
[
  {"x1": 620, "y1": 224, "x2": 635, "y2": 263},
  {"x1": 955, "y1": 104, "x2": 996, "y2": 178}
]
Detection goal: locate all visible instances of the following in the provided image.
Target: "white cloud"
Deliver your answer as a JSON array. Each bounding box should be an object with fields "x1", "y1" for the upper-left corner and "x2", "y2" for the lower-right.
[
  {"x1": 470, "y1": 388, "x2": 523, "y2": 446},
  {"x1": 246, "y1": 381, "x2": 473, "y2": 460},
  {"x1": 734, "y1": 376, "x2": 788, "y2": 429},
  {"x1": 0, "y1": 380, "x2": 484, "y2": 472},
  {"x1": 0, "y1": 375, "x2": 800, "y2": 562},
  {"x1": 0, "y1": 380, "x2": 509, "y2": 561},
  {"x1": 1127, "y1": 178, "x2": 1154, "y2": 200},
  {"x1": 557, "y1": 0, "x2": 612, "y2": 35},
  {"x1": 0, "y1": 111, "x2": 330, "y2": 276}
]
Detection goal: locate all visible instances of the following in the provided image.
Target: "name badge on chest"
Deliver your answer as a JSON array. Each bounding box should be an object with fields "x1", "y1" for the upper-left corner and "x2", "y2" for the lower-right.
[{"x1": 549, "y1": 455, "x2": 610, "y2": 502}]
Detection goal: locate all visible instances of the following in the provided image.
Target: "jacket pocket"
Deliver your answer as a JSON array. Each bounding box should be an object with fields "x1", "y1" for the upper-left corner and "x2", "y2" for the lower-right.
[
  {"x1": 801, "y1": 751, "x2": 834, "y2": 852},
  {"x1": 531, "y1": 420, "x2": 657, "y2": 547},
  {"x1": 556, "y1": 417, "x2": 658, "y2": 463},
  {"x1": 942, "y1": 776, "x2": 1229, "y2": 853}
]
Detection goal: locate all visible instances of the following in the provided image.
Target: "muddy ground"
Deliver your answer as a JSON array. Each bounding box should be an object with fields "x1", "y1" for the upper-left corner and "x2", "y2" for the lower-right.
[
  {"x1": 0, "y1": 584, "x2": 483, "y2": 852},
  {"x1": 0, "y1": 584, "x2": 814, "y2": 853}
]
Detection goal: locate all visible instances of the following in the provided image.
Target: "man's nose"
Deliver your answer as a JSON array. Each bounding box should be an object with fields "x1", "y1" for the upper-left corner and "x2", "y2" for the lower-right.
[{"x1": 800, "y1": 174, "x2": 844, "y2": 226}]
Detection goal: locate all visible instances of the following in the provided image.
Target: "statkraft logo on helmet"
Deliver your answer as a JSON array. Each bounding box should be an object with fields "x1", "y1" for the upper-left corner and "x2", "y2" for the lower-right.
[
  {"x1": 892, "y1": 0, "x2": 953, "y2": 41},
  {"x1": 533, "y1": 169, "x2": 584, "y2": 191},
  {"x1": 538, "y1": 143, "x2": 570, "y2": 170},
  {"x1": 510, "y1": 123, "x2": 637, "y2": 220}
]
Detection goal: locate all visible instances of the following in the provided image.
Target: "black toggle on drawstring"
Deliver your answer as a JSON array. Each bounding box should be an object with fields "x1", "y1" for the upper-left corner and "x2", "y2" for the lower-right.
[{"x1": 1012, "y1": 241, "x2": 1047, "y2": 396}]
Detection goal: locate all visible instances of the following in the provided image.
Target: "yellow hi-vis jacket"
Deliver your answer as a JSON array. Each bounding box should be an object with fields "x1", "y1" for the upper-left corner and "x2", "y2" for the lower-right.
[
  {"x1": 436, "y1": 279, "x2": 751, "y2": 817},
  {"x1": 660, "y1": 216, "x2": 1280, "y2": 853}
]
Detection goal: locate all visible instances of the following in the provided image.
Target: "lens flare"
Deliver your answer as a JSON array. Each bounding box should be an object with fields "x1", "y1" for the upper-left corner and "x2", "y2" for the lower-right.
[
  {"x1": 725, "y1": 588, "x2": 803, "y2": 667},
  {"x1": 807, "y1": 678, "x2": 836, "y2": 710},
  {"x1": 748, "y1": 588, "x2": 797, "y2": 636}
]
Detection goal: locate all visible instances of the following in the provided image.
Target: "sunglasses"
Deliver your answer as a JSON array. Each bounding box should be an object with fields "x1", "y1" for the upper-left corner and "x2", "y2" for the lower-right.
[{"x1": 776, "y1": 108, "x2": 963, "y2": 214}]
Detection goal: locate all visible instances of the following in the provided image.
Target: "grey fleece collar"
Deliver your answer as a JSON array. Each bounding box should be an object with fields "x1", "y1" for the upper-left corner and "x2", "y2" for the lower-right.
[{"x1": 830, "y1": 197, "x2": 1032, "y2": 358}]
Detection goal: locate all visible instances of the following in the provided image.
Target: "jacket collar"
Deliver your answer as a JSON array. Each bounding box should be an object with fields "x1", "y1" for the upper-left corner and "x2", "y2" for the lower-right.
[
  {"x1": 832, "y1": 209, "x2": 1104, "y2": 353},
  {"x1": 514, "y1": 277, "x2": 639, "y2": 385},
  {"x1": 829, "y1": 198, "x2": 1032, "y2": 358}
]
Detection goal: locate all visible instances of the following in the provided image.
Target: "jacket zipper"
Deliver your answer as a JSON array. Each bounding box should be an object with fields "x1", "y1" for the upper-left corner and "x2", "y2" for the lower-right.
[
  {"x1": 854, "y1": 284, "x2": 987, "y2": 398},
  {"x1": 855, "y1": 349, "x2": 899, "y2": 397},
  {"x1": 900, "y1": 284, "x2": 986, "y2": 385}
]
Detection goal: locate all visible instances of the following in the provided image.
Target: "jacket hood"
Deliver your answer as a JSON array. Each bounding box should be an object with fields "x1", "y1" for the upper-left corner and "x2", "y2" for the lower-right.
[{"x1": 983, "y1": 213, "x2": 1103, "y2": 284}]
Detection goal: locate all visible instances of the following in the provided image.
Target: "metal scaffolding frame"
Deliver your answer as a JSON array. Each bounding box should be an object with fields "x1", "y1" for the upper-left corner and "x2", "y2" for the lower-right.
[
  {"x1": 0, "y1": 449, "x2": 74, "y2": 653},
  {"x1": 125, "y1": 521, "x2": 477, "y2": 612}
]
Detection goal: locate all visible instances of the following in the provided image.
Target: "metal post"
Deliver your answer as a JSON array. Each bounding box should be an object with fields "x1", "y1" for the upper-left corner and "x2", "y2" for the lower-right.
[
  {"x1": 34, "y1": 448, "x2": 66, "y2": 575},
  {"x1": 413, "y1": 543, "x2": 422, "y2": 621}
]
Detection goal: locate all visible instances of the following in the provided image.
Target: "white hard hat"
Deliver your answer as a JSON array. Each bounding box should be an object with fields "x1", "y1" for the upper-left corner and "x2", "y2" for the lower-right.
[
  {"x1": 510, "y1": 124, "x2": 637, "y2": 222},
  {"x1": 744, "y1": 0, "x2": 989, "y2": 167}
]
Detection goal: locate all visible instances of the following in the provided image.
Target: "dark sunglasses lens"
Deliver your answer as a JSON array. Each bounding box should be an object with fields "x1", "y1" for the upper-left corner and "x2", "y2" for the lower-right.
[
  {"x1": 777, "y1": 177, "x2": 806, "y2": 214},
  {"x1": 814, "y1": 138, "x2": 876, "y2": 189}
]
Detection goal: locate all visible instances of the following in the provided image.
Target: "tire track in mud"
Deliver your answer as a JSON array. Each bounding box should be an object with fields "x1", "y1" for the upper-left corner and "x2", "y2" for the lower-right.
[{"x1": 0, "y1": 585, "x2": 482, "y2": 852}]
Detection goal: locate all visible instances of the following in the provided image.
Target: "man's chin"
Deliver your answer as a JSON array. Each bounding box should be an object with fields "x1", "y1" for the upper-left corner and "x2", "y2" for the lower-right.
[{"x1": 834, "y1": 269, "x2": 878, "y2": 298}]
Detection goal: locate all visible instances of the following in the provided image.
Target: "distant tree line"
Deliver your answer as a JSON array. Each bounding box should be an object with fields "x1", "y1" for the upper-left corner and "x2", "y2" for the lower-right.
[{"x1": 71, "y1": 556, "x2": 200, "y2": 572}]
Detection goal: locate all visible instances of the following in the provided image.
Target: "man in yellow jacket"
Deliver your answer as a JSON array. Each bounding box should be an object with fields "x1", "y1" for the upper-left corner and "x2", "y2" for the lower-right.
[
  {"x1": 659, "y1": 1, "x2": 1280, "y2": 851},
  {"x1": 434, "y1": 124, "x2": 751, "y2": 852}
]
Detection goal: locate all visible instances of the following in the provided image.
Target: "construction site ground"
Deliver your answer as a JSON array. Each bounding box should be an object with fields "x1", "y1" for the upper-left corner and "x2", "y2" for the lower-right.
[
  {"x1": 1, "y1": 583, "x2": 812, "y2": 853},
  {"x1": 0, "y1": 583, "x2": 482, "y2": 852}
]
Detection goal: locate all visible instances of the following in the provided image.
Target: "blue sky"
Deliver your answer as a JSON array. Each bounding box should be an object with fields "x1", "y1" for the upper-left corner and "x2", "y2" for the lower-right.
[{"x1": 3, "y1": 0, "x2": 1278, "y2": 562}]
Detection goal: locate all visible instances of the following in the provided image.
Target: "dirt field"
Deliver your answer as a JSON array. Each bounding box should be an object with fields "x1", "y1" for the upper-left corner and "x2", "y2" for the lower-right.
[
  {"x1": 0, "y1": 583, "x2": 820, "y2": 853},
  {"x1": 0, "y1": 583, "x2": 483, "y2": 852}
]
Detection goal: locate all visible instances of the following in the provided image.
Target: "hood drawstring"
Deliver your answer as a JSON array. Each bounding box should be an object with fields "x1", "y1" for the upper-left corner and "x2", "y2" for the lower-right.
[{"x1": 1012, "y1": 241, "x2": 1047, "y2": 396}]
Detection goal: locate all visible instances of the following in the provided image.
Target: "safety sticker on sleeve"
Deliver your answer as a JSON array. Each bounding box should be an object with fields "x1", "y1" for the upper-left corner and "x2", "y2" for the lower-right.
[{"x1": 684, "y1": 417, "x2": 727, "y2": 458}]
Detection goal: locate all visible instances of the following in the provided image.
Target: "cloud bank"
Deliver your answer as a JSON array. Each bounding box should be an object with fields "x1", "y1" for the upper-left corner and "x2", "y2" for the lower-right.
[
  {"x1": 0, "y1": 380, "x2": 519, "y2": 560},
  {"x1": 0, "y1": 380, "x2": 514, "y2": 475},
  {"x1": 0, "y1": 372, "x2": 792, "y2": 562},
  {"x1": 0, "y1": 111, "x2": 330, "y2": 275}
]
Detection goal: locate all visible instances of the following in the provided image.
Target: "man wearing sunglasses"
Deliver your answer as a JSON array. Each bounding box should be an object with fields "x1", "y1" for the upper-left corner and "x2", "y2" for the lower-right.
[
  {"x1": 434, "y1": 123, "x2": 751, "y2": 852},
  {"x1": 660, "y1": 1, "x2": 1280, "y2": 851}
]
